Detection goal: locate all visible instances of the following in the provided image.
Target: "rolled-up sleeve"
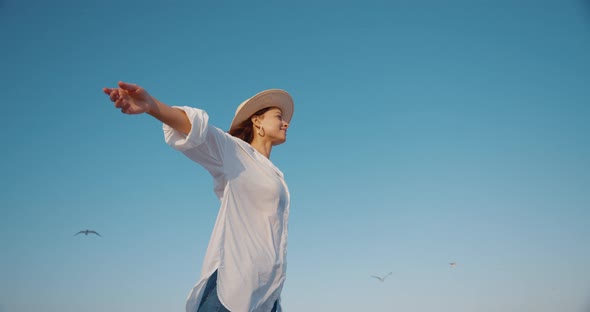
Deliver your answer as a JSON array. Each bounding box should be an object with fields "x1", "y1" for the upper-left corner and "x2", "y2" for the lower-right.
[
  {"x1": 163, "y1": 106, "x2": 211, "y2": 151},
  {"x1": 163, "y1": 106, "x2": 229, "y2": 182}
]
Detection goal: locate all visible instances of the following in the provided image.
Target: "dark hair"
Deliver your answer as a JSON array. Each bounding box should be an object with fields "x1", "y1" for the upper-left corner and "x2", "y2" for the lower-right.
[{"x1": 228, "y1": 107, "x2": 274, "y2": 143}]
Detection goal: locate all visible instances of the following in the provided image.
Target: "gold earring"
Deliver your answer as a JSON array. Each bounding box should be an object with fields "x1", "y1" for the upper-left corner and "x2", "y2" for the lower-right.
[{"x1": 257, "y1": 126, "x2": 265, "y2": 137}]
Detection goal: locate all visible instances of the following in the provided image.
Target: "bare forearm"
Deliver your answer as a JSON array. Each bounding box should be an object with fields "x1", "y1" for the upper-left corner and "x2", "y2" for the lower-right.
[{"x1": 147, "y1": 98, "x2": 192, "y2": 135}]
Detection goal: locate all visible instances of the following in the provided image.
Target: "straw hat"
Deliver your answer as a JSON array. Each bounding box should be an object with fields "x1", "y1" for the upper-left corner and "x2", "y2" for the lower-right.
[{"x1": 229, "y1": 89, "x2": 294, "y2": 132}]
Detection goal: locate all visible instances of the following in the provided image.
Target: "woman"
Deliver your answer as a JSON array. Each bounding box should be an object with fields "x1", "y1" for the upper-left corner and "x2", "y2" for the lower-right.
[{"x1": 103, "y1": 81, "x2": 293, "y2": 312}]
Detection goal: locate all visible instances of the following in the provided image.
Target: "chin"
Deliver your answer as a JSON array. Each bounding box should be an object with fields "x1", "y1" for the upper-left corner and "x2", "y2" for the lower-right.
[{"x1": 273, "y1": 137, "x2": 287, "y2": 146}]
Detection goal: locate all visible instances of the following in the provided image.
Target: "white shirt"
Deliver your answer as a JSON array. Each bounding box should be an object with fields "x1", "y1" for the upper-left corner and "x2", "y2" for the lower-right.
[{"x1": 163, "y1": 107, "x2": 290, "y2": 312}]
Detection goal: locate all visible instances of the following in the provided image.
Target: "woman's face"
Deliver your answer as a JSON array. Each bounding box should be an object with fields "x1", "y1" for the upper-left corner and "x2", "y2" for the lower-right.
[{"x1": 258, "y1": 107, "x2": 289, "y2": 145}]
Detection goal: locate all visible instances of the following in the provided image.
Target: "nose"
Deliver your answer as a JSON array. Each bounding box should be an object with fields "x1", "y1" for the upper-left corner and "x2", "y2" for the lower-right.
[{"x1": 283, "y1": 121, "x2": 289, "y2": 129}]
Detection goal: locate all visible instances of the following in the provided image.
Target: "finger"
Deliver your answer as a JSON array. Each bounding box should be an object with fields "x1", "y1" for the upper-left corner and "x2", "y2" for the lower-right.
[
  {"x1": 118, "y1": 81, "x2": 139, "y2": 92},
  {"x1": 115, "y1": 98, "x2": 125, "y2": 109},
  {"x1": 121, "y1": 101, "x2": 131, "y2": 113},
  {"x1": 109, "y1": 90, "x2": 119, "y2": 102},
  {"x1": 103, "y1": 87, "x2": 112, "y2": 95}
]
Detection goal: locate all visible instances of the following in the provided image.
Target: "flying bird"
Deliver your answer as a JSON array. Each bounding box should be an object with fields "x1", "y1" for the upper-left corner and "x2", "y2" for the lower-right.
[
  {"x1": 370, "y1": 272, "x2": 392, "y2": 282},
  {"x1": 74, "y1": 230, "x2": 101, "y2": 237},
  {"x1": 449, "y1": 262, "x2": 457, "y2": 268}
]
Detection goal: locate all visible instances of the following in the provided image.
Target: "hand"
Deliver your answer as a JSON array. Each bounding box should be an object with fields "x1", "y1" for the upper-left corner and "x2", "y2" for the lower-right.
[{"x1": 103, "y1": 81, "x2": 156, "y2": 115}]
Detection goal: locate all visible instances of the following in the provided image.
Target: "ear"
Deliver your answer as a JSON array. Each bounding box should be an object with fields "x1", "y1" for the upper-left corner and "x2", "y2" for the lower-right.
[{"x1": 251, "y1": 115, "x2": 261, "y2": 127}]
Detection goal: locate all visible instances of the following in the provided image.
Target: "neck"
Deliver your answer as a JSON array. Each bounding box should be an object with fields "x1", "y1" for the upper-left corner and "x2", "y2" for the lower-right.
[{"x1": 250, "y1": 139, "x2": 272, "y2": 158}]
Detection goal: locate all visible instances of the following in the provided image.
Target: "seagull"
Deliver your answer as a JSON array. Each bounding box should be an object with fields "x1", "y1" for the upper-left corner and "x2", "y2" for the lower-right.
[
  {"x1": 370, "y1": 272, "x2": 392, "y2": 282},
  {"x1": 449, "y1": 262, "x2": 457, "y2": 268},
  {"x1": 74, "y1": 230, "x2": 101, "y2": 237}
]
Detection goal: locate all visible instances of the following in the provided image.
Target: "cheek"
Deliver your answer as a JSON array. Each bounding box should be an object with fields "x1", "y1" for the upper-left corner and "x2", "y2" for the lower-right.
[{"x1": 266, "y1": 119, "x2": 282, "y2": 128}]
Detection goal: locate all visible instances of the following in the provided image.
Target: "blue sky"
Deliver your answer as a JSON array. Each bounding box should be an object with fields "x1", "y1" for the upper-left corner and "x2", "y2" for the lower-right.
[{"x1": 1, "y1": 0, "x2": 589, "y2": 311}]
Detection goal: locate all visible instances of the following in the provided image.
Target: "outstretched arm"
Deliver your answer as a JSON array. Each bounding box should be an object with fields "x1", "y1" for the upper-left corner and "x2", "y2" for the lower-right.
[{"x1": 103, "y1": 81, "x2": 191, "y2": 135}]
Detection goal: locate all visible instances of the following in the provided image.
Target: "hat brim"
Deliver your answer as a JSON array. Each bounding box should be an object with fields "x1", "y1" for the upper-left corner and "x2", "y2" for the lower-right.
[{"x1": 229, "y1": 89, "x2": 294, "y2": 132}]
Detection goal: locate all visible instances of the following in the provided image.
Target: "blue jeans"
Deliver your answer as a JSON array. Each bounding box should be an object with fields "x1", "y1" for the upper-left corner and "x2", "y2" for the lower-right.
[{"x1": 197, "y1": 270, "x2": 278, "y2": 312}]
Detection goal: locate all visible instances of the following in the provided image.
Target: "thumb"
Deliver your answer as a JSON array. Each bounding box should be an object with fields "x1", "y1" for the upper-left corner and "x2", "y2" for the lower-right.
[{"x1": 118, "y1": 81, "x2": 140, "y2": 92}]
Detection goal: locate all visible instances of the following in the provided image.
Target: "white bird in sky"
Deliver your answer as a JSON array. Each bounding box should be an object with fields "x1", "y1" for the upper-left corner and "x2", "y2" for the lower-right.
[
  {"x1": 449, "y1": 262, "x2": 457, "y2": 268},
  {"x1": 74, "y1": 230, "x2": 101, "y2": 237},
  {"x1": 370, "y1": 272, "x2": 392, "y2": 282}
]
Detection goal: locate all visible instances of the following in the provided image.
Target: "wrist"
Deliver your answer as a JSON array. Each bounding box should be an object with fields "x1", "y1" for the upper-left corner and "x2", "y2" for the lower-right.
[{"x1": 146, "y1": 96, "x2": 161, "y2": 116}]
